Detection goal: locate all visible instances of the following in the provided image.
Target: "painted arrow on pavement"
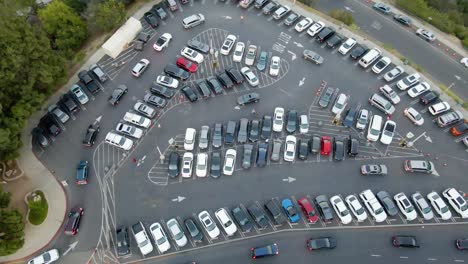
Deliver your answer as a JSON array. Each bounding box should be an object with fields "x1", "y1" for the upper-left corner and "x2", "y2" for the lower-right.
[
  {"x1": 282, "y1": 177, "x2": 296, "y2": 183},
  {"x1": 171, "y1": 196, "x2": 186, "y2": 202},
  {"x1": 63, "y1": 241, "x2": 79, "y2": 256}
]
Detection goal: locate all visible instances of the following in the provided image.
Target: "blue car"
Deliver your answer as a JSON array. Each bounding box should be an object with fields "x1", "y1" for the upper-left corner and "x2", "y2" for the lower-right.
[
  {"x1": 281, "y1": 198, "x2": 300, "y2": 223},
  {"x1": 75, "y1": 160, "x2": 89, "y2": 185}
]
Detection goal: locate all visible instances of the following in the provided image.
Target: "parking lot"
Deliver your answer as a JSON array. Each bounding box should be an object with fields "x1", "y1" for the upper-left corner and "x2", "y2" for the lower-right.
[{"x1": 32, "y1": 0, "x2": 468, "y2": 263}]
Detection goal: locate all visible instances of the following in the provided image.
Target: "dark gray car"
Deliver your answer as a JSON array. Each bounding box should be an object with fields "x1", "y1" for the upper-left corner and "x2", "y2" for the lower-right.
[
  {"x1": 333, "y1": 137, "x2": 345, "y2": 161},
  {"x1": 256, "y1": 142, "x2": 268, "y2": 167},
  {"x1": 261, "y1": 115, "x2": 272, "y2": 139},
  {"x1": 271, "y1": 139, "x2": 282, "y2": 161},
  {"x1": 342, "y1": 106, "x2": 358, "y2": 127},
  {"x1": 238, "y1": 118, "x2": 249, "y2": 144},
  {"x1": 318, "y1": 87, "x2": 334, "y2": 108},
  {"x1": 249, "y1": 120, "x2": 260, "y2": 142},
  {"x1": 225, "y1": 120, "x2": 237, "y2": 145},
  {"x1": 210, "y1": 152, "x2": 221, "y2": 178},
  {"x1": 377, "y1": 191, "x2": 398, "y2": 216},
  {"x1": 247, "y1": 204, "x2": 269, "y2": 228},
  {"x1": 315, "y1": 195, "x2": 334, "y2": 222},
  {"x1": 212, "y1": 123, "x2": 223, "y2": 148},
  {"x1": 242, "y1": 144, "x2": 254, "y2": 169},
  {"x1": 309, "y1": 134, "x2": 320, "y2": 154},
  {"x1": 265, "y1": 199, "x2": 286, "y2": 225},
  {"x1": 184, "y1": 218, "x2": 203, "y2": 242},
  {"x1": 231, "y1": 206, "x2": 253, "y2": 232},
  {"x1": 286, "y1": 110, "x2": 297, "y2": 133}
]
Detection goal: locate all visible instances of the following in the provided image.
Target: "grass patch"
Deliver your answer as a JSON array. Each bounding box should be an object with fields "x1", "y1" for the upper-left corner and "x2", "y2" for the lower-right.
[
  {"x1": 27, "y1": 191, "x2": 48, "y2": 226},
  {"x1": 329, "y1": 9, "x2": 354, "y2": 26},
  {"x1": 439, "y1": 85, "x2": 466, "y2": 110}
]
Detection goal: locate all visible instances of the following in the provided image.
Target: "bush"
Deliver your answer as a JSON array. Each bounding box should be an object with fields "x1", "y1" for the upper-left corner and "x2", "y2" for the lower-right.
[
  {"x1": 329, "y1": 9, "x2": 354, "y2": 26},
  {"x1": 27, "y1": 191, "x2": 48, "y2": 226},
  {"x1": 463, "y1": 37, "x2": 468, "y2": 49}
]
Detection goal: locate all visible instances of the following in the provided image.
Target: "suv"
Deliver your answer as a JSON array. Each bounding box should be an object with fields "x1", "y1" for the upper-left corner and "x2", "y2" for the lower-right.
[
  {"x1": 265, "y1": 199, "x2": 286, "y2": 225},
  {"x1": 75, "y1": 161, "x2": 88, "y2": 185},
  {"x1": 60, "y1": 93, "x2": 79, "y2": 114},
  {"x1": 247, "y1": 203, "x2": 268, "y2": 228},
  {"x1": 368, "y1": 94, "x2": 395, "y2": 115},
  {"x1": 47, "y1": 104, "x2": 70, "y2": 124},
  {"x1": 83, "y1": 123, "x2": 100, "y2": 146},
  {"x1": 89, "y1": 64, "x2": 108, "y2": 83},
  {"x1": 108, "y1": 85, "x2": 128, "y2": 106},
  {"x1": 437, "y1": 111, "x2": 463, "y2": 127},
  {"x1": 182, "y1": 14, "x2": 205, "y2": 29},
  {"x1": 404, "y1": 160, "x2": 434, "y2": 173},
  {"x1": 116, "y1": 226, "x2": 131, "y2": 256},
  {"x1": 64, "y1": 207, "x2": 84, "y2": 235},
  {"x1": 224, "y1": 120, "x2": 237, "y2": 145},
  {"x1": 251, "y1": 243, "x2": 279, "y2": 259},
  {"x1": 78, "y1": 70, "x2": 100, "y2": 94}
]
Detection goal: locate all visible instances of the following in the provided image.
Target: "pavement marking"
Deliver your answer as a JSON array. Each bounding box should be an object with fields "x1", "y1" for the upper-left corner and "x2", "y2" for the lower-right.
[
  {"x1": 428, "y1": 258, "x2": 437, "y2": 261},
  {"x1": 400, "y1": 256, "x2": 408, "y2": 259},
  {"x1": 371, "y1": 254, "x2": 381, "y2": 257}
]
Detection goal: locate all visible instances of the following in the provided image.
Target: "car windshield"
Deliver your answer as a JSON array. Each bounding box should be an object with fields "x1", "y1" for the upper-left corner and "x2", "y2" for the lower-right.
[
  {"x1": 157, "y1": 236, "x2": 167, "y2": 245},
  {"x1": 42, "y1": 252, "x2": 51, "y2": 261},
  {"x1": 441, "y1": 206, "x2": 449, "y2": 213},
  {"x1": 405, "y1": 206, "x2": 414, "y2": 213},
  {"x1": 224, "y1": 220, "x2": 233, "y2": 227},
  {"x1": 403, "y1": 77, "x2": 415, "y2": 85},
  {"x1": 205, "y1": 219, "x2": 215, "y2": 231},
  {"x1": 375, "y1": 207, "x2": 384, "y2": 214},
  {"x1": 139, "y1": 239, "x2": 149, "y2": 247},
  {"x1": 343, "y1": 42, "x2": 352, "y2": 48},
  {"x1": 287, "y1": 207, "x2": 296, "y2": 215},
  {"x1": 370, "y1": 128, "x2": 380, "y2": 136},
  {"x1": 340, "y1": 209, "x2": 349, "y2": 217},
  {"x1": 356, "y1": 207, "x2": 365, "y2": 215},
  {"x1": 422, "y1": 205, "x2": 431, "y2": 214}
]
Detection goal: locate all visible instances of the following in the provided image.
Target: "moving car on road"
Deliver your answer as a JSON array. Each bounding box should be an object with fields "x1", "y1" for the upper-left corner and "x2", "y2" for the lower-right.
[{"x1": 306, "y1": 237, "x2": 337, "y2": 251}]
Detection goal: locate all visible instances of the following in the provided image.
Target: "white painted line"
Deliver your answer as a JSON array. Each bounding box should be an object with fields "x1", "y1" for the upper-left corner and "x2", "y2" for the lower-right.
[
  {"x1": 400, "y1": 256, "x2": 408, "y2": 259},
  {"x1": 428, "y1": 258, "x2": 437, "y2": 261},
  {"x1": 371, "y1": 254, "x2": 381, "y2": 257},
  {"x1": 454, "y1": 260, "x2": 465, "y2": 263}
]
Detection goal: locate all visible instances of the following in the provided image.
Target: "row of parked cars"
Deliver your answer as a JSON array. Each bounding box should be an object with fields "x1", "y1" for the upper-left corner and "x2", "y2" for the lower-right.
[{"x1": 115, "y1": 187, "x2": 468, "y2": 257}]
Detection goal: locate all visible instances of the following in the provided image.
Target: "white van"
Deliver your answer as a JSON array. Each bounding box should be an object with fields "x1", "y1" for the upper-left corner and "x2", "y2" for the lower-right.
[
  {"x1": 184, "y1": 128, "x2": 196, "y2": 151},
  {"x1": 105, "y1": 132, "x2": 133, "y2": 151},
  {"x1": 359, "y1": 48, "x2": 382, "y2": 68},
  {"x1": 367, "y1": 115, "x2": 383, "y2": 142}
]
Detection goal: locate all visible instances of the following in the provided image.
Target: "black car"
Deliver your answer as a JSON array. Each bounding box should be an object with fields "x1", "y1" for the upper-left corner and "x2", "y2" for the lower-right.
[
  {"x1": 64, "y1": 207, "x2": 84, "y2": 235},
  {"x1": 206, "y1": 76, "x2": 224, "y2": 95},
  {"x1": 194, "y1": 80, "x2": 212, "y2": 98},
  {"x1": 393, "y1": 14, "x2": 411, "y2": 26},
  {"x1": 261, "y1": 115, "x2": 272, "y2": 139},
  {"x1": 242, "y1": 144, "x2": 254, "y2": 169},
  {"x1": 326, "y1": 33, "x2": 343, "y2": 48},
  {"x1": 217, "y1": 72, "x2": 234, "y2": 89},
  {"x1": 152, "y1": 5, "x2": 167, "y2": 19},
  {"x1": 225, "y1": 66, "x2": 244, "y2": 84},
  {"x1": 333, "y1": 137, "x2": 345, "y2": 161},
  {"x1": 224, "y1": 120, "x2": 237, "y2": 145},
  {"x1": 144, "y1": 11, "x2": 158, "y2": 28},
  {"x1": 150, "y1": 83, "x2": 174, "y2": 98},
  {"x1": 318, "y1": 87, "x2": 334, "y2": 108},
  {"x1": 184, "y1": 218, "x2": 203, "y2": 242},
  {"x1": 168, "y1": 152, "x2": 180, "y2": 178},
  {"x1": 32, "y1": 127, "x2": 49, "y2": 147},
  {"x1": 116, "y1": 226, "x2": 131, "y2": 256},
  {"x1": 256, "y1": 142, "x2": 268, "y2": 167},
  {"x1": 377, "y1": 190, "x2": 399, "y2": 216},
  {"x1": 284, "y1": 12, "x2": 300, "y2": 26},
  {"x1": 298, "y1": 139, "x2": 308, "y2": 160},
  {"x1": 342, "y1": 106, "x2": 358, "y2": 127},
  {"x1": 262, "y1": 1, "x2": 278, "y2": 15},
  {"x1": 251, "y1": 243, "x2": 279, "y2": 259},
  {"x1": 392, "y1": 236, "x2": 419, "y2": 248},
  {"x1": 144, "y1": 94, "x2": 167, "y2": 108},
  {"x1": 286, "y1": 110, "x2": 297, "y2": 133},
  {"x1": 315, "y1": 195, "x2": 333, "y2": 222},
  {"x1": 348, "y1": 137, "x2": 359, "y2": 157},
  {"x1": 249, "y1": 119, "x2": 260, "y2": 142},
  {"x1": 306, "y1": 237, "x2": 337, "y2": 251},
  {"x1": 420, "y1": 91, "x2": 439, "y2": 105},
  {"x1": 83, "y1": 123, "x2": 100, "y2": 146},
  {"x1": 212, "y1": 123, "x2": 223, "y2": 148},
  {"x1": 108, "y1": 85, "x2": 128, "y2": 106},
  {"x1": 316, "y1": 27, "x2": 335, "y2": 43},
  {"x1": 247, "y1": 203, "x2": 269, "y2": 228},
  {"x1": 59, "y1": 93, "x2": 79, "y2": 114},
  {"x1": 40, "y1": 114, "x2": 61, "y2": 137},
  {"x1": 181, "y1": 86, "x2": 198, "y2": 102},
  {"x1": 231, "y1": 206, "x2": 253, "y2": 232},
  {"x1": 265, "y1": 199, "x2": 286, "y2": 225},
  {"x1": 350, "y1": 44, "x2": 369, "y2": 60},
  {"x1": 210, "y1": 151, "x2": 221, "y2": 178},
  {"x1": 456, "y1": 239, "x2": 468, "y2": 250},
  {"x1": 309, "y1": 134, "x2": 320, "y2": 154},
  {"x1": 164, "y1": 64, "x2": 190, "y2": 80},
  {"x1": 237, "y1": 92, "x2": 260, "y2": 105},
  {"x1": 187, "y1": 39, "x2": 210, "y2": 54},
  {"x1": 78, "y1": 70, "x2": 100, "y2": 94}
]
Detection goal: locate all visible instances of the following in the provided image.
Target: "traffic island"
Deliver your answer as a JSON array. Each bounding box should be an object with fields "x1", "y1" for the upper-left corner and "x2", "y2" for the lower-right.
[{"x1": 26, "y1": 190, "x2": 49, "y2": 226}]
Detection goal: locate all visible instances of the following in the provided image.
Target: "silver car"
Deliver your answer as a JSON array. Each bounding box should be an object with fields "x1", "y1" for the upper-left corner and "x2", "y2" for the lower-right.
[
  {"x1": 270, "y1": 139, "x2": 282, "y2": 161},
  {"x1": 237, "y1": 118, "x2": 249, "y2": 144},
  {"x1": 303, "y1": 49, "x2": 324, "y2": 64},
  {"x1": 47, "y1": 104, "x2": 70, "y2": 124},
  {"x1": 412, "y1": 192, "x2": 434, "y2": 220},
  {"x1": 199, "y1": 125, "x2": 210, "y2": 150}
]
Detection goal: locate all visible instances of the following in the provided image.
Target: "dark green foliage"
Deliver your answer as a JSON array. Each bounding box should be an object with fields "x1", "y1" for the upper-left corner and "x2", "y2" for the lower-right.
[
  {"x1": 63, "y1": 0, "x2": 88, "y2": 14},
  {"x1": 93, "y1": 0, "x2": 127, "y2": 32},
  {"x1": 0, "y1": 187, "x2": 25, "y2": 256},
  {"x1": 297, "y1": 0, "x2": 315, "y2": 7},
  {"x1": 329, "y1": 9, "x2": 354, "y2": 26},
  {"x1": 0, "y1": 187, "x2": 11, "y2": 209},
  {"x1": 27, "y1": 191, "x2": 48, "y2": 225}
]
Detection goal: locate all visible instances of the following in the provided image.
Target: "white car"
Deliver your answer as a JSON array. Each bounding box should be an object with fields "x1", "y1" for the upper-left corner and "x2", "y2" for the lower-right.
[
  {"x1": 299, "y1": 114, "x2": 309, "y2": 134},
  {"x1": 223, "y1": 149, "x2": 237, "y2": 175},
  {"x1": 198, "y1": 210, "x2": 220, "y2": 239},
  {"x1": 181, "y1": 47, "x2": 204, "y2": 63},
  {"x1": 379, "y1": 85, "x2": 400, "y2": 104},
  {"x1": 196, "y1": 153, "x2": 208, "y2": 177},
  {"x1": 244, "y1": 45, "x2": 257, "y2": 66},
  {"x1": 427, "y1": 191, "x2": 452, "y2": 220},
  {"x1": 28, "y1": 249, "x2": 59, "y2": 264},
  {"x1": 408, "y1": 82, "x2": 430, "y2": 98},
  {"x1": 181, "y1": 152, "x2": 194, "y2": 178},
  {"x1": 394, "y1": 192, "x2": 417, "y2": 221},
  {"x1": 372, "y1": 56, "x2": 391, "y2": 74},
  {"x1": 397, "y1": 73, "x2": 420, "y2": 90},
  {"x1": 380, "y1": 120, "x2": 396, "y2": 145},
  {"x1": 105, "y1": 132, "x2": 133, "y2": 151},
  {"x1": 220, "y1": 34, "x2": 237, "y2": 55},
  {"x1": 338, "y1": 38, "x2": 356, "y2": 55},
  {"x1": 412, "y1": 192, "x2": 434, "y2": 220},
  {"x1": 134, "y1": 102, "x2": 156, "y2": 118},
  {"x1": 166, "y1": 218, "x2": 188, "y2": 247},
  {"x1": 149, "y1": 222, "x2": 171, "y2": 253},
  {"x1": 269, "y1": 56, "x2": 281, "y2": 76},
  {"x1": 283, "y1": 135, "x2": 296, "y2": 162},
  {"x1": 215, "y1": 208, "x2": 238, "y2": 236},
  {"x1": 156, "y1": 75, "x2": 179, "y2": 89},
  {"x1": 359, "y1": 189, "x2": 387, "y2": 222},
  {"x1": 123, "y1": 112, "x2": 151, "y2": 128},
  {"x1": 184, "y1": 128, "x2": 196, "y2": 151},
  {"x1": 345, "y1": 195, "x2": 368, "y2": 222},
  {"x1": 240, "y1": 67, "x2": 259, "y2": 86},
  {"x1": 356, "y1": 109, "x2": 369, "y2": 130},
  {"x1": 273, "y1": 107, "x2": 285, "y2": 132},
  {"x1": 383, "y1": 66, "x2": 404, "y2": 82},
  {"x1": 442, "y1": 188, "x2": 468, "y2": 218},
  {"x1": 404, "y1": 107, "x2": 424, "y2": 126},
  {"x1": 367, "y1": 115, "x2": 383, "y2": 142},
  {"x1": 428, "y1": 101, "x2": 450, "y2": 115},
  {"x1": 273, "y1": 5, "x2": 291, "y2": 20},
  {"x1": 416, "y1": 28, "x2": 436, "y2": 41},
  {"x1": 232, "y1": 42, "x2": 245, "y2": 62},
  {"x1": 131, "y1": 58, "x2": 150, "y2": 77},
  {"x1": 331, "y1": 93, "x2": 348, "y2": 114},
  {"x1": 295, "y1": 17, "x2": 313, "y2": 32},
  {"x1": 307, "y1": 21, "x2": 325, "y2": 36},
  {"x1": 461, "y1": 57, "x2": 468, "y2": 67},
  {"x1": 330, "y1": 195, "x2": 353, "y2": 224},
  {"x1": 132, "y1": 222, "x2": 154, "y2": 256},
  {"x1": 70, "y1": 84, "x2": 89, "y2": 105},
  {"x1": 153, "y1": 33, "x2": 172, "y2": 51},
  {"x1": 116, "y1": 123, "x2": 143, "y2": 139}
]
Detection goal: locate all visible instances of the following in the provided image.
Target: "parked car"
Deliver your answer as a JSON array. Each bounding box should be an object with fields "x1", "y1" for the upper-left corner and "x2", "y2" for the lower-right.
[
  {"x1": 408, "y1": 82, "x2": 431, "y2": 98},
  {"x1": 132, "y1": 59, "x2": 150, "y2": 77},
  {"x1": 225, "y1": 66, "x2": 244, "y2": 84},
  {"x1": 416, "y1": 28, "x2": 436, "y2": 41},
  {"x1": 273, "y1": 107, "x2": 285, "y2": 132},
  {"x1": 427, "y1": 191, "x2": 452, "y2": 220},
  {"x1": 240, "y1": 67, "x2": 259, "y2": 86},
  {"x1": 379, "y1": 85, "x2": 400, "y2": 104},
  {"x1": 149, "y1": 222, "x2": 171, "y2": 253},
  {"x1": 215, "y1": 208, "x2": 237, "y2": 236},
  {"x1": 411, "y1": 192, "x2": 434, "y2": 220},
  {"x1": 376, "y1": 190, "x2": 398, "y2": 216},
  {"x1": 397, "y1": 73, "x2": 420, "y2": 90},
  {"x1": 245, "y1": 45, "x2": 258, "y2": 66},
  {"x1": 261, "y1": 115, "x2": 272, "y2": 139},
  {"x1": 420, "y1": 91, "x2": 439, "y2": 105},
  {"x1": 373, "y1": 3, "x2": 391, "y2": 14},
  {"x1": 181, "y1": 47, "x2": 204, "y2": 63},
  {"x1": 83, "y1": 123, "x2": 100, "y2": 146},
  {"x1": 164, "y1": 64, "x2": 190, "y2": 80},
  {"x1": 181, "y1": 152, "x2": 194, "y2": 178},
  {"x1": 181, "y1": 86, "x2": 199, "y2": 102},
  {"x1": 330, "y1": 195, "x2": 352, "y2": 224},
  {"x1": 393, "y1": 14, "x2": 412, "y2": 26},
  {"x1": 153, "y1": 33, "x2": 172, "y2": 51},
  {"x1": 283, "y1": 135, "x2": 296, "y2": 162},
  {"x1": 355, "y1": 109, "x2": 369, "y2": 130},
  {"x1": 380, "y1": 120, "x2": 396, "y2": 145},
  {"x1": 350, "y1": 44, "x2": 368, "y2": 60},
  {"x1": 249, "y1": 119, "x2": 260, "y2": 142},
  {"x1": 47, "y1": 104, "x2": 69, "y2": 124},
  {"x1": 108, "y1": 85, "x2": 128, "y2": 106},
  {"x1": 307, "y1": 21, "x2": 325, "y2": 37},
  {"x1": 187, "y1": 39, "x2": 210, "y2": 53},
  {"x1": 223, "y1": 149, "x2": 237, "y2": 175},
  {"x1": 238, "y1": 118, "x2": 249, "y2": 144},
  {"x1": 265, "y1": 199, "x2": 286, "y2": 225},
  {"x1": 231, "y1": 206, "x2": 253, "y2": 232},
  {"x1": 144, "y1": 11, "x2": 159, "y2": 28},
  {"x1": 70, "y1": 84, "x2": 89, "y2": 105},
  {"x1": 210, "y1": 151, "x2": 221, "y2": 178},
  {"x1": 394, "y1": 192, "x2": 417, "y2": 221},
  {"x1": 206, "y1": 76, "x2": 224, "y2": 94},
  {"x1": 134, "y1": 102, "x2": 156, "y2": 118},
  {"x1": 167, "y1": 152, "x2": 180, "y2": 178},
  {"x1": 284, "y1": 12, "x2": 301, "y2": 26},
  {"x1": 359, "y1": 189, "x2": 387, "y2": 222},
  {"x1": 270, "y1": 139, "x2": 282, "y2": 162},
  {"x1": 383, "y1": 66, "x2": 405, "y2": 82},
  {"x1": 372, "y1": 57, "x2": 391, "y2": 74},
  {"x1": 256, "y1": 142, "x2": 268, "y2": 167},
  {"x1": 298, "y1": 196, "x2": 319, "y2": 223},
  {"x1": 333, "y1": 137, "x2": 345, "y2": 161},
  {"x1": 116, "y1": 226, "x2": 131, "y2": 256},
  {"x1": 345, "y1": 194, "x2": 368, "y2": 221},
  {"x1": 144, "y1": 94, "x2": 167, "y2": 108},
  {"x1": 338, "y1": 37, "x2": 356, "y2": 55},
  {"x1": 315, "y1": 195, "x2": 333, "y2": 222},
  {"x1": 295, "y1": 17, "x2": 313, "y2": 32},
  {"x1": 404, "y1": 107, "x2": 424, "y2": 126},
  {"x1": 247, "y1": 203, "x2": 269, "y2": 228},
  {"x1": 198, "y1": 210, "x2": 220, "y2": 239},
  {"x1": 318, "y1": 87, "x2": 334, "y2": 107},
  {"x1": 27, "y1": 249, "x2": 59, "y2": 264},
  {"x1": 184, "y1": 218, "x2": 203, "y2": 242},
  {"x1": 78, "y1": 70, "x2": 100, "y2": 94},
  {"x1": 442, "y1": 188, "x2": 468, "y2": 218},
  {"x1": 220, "y1": 34, "x2": 237, "y2": 55}
]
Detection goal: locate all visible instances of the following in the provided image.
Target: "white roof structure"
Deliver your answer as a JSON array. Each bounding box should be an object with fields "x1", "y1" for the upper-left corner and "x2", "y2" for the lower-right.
[{"x1": 102, "y1": 17, "x2": 142, "y2": 59}]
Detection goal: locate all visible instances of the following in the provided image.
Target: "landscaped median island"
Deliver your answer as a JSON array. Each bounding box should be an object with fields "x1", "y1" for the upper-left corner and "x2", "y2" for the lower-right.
[{"x1": 26, "y1": 190, "x2": 48, "y2": 226}]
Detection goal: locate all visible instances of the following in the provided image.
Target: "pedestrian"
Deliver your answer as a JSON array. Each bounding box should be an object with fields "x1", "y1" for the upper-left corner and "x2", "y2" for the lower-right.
[
  {"x1": 251, "y1": 108, "x2": 257, "y2": 116},
  {"x1": 132, "y1": 158, "x2": 137, "y2": 163}
]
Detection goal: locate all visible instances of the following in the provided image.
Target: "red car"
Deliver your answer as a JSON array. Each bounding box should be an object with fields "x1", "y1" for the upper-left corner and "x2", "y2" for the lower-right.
[
  {"x1": 297, "y1": 196, "x2": 318, "y2": 224},
  {"x1": 176, "y1": 57, "x2": 198, "y2": 73},
  {"x1": 320, "y1": 136, "x2": 331, "y2": 156}
]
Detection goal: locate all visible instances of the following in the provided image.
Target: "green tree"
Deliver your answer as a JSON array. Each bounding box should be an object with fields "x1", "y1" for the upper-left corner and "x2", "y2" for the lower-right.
[
  {"x1": 38, "y1": 0, "x2": 88, "y2": 57},
  {"x1": 63, "y1": 0, "x2": 87, "y2": 14},
  {"x1": 0, "y1": 187, "x2": 10, "y2": 209},
  {"x1": 93, "y1": 0, "x2": 126, "y2": 32},
  {"x1": 0, "y1": 188, "x2": 25, "y2": 256}
]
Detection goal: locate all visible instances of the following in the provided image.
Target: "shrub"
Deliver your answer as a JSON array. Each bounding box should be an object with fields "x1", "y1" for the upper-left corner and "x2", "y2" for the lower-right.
[
  {"x1": 27, "y1": 191, "x2": 48, "y2": 226},
  {"x1": 329, "y1": 9, "x2": 354, "y2": 26}
]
